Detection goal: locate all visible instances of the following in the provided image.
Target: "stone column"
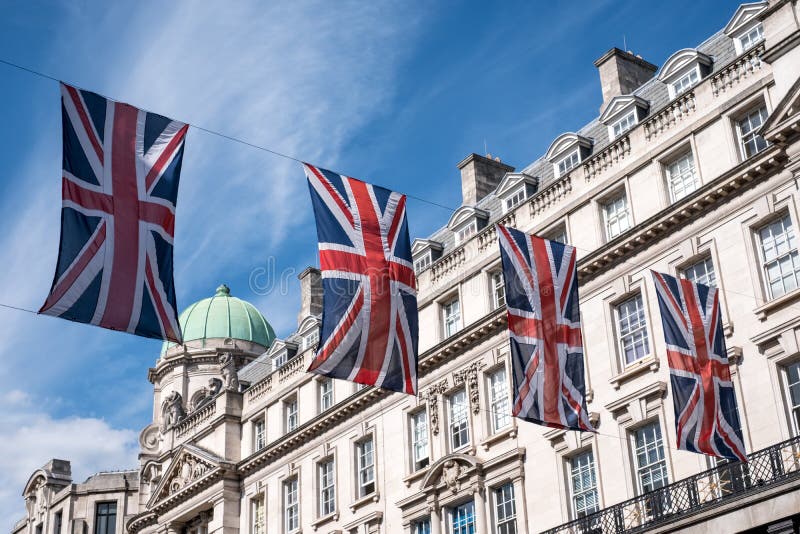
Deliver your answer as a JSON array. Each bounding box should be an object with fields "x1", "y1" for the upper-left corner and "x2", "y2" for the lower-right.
[
  {"x1": 474, "y1": 485, "x2": 488, "y2": 533},
  {"x1": 429, "y1": 501, "x2": 442, "y2": 534},
  {"x1": 513, "y1": 476, "x2": 528, "y2": 533},
  {"x1": 165, "y1": 522, "x2": 184, "y2": 534}
]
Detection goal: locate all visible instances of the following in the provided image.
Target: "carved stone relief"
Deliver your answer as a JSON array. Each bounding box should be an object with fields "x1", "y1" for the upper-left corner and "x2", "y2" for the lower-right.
[
  {"x1": 423, "y1": 379, "x2": 449, "y2": 436},
  {"x1": 219, "y1": 353, "x2": 240, "y2": 391},
  {"x1": 160, "y1": 391, "x2": 187, "y2": 431},
  {"x1": 453, "y1": 361, "x2": 486, "y2": 415},
  {"x1": 440, "y1": 460, "x2": 463, "y2": 494},
  {"x1": 139, "y1": 424, "x2": 161, "y2": 454},
  {"x1": 158, "y1": 452, "x2": 213, "y2": 500}
]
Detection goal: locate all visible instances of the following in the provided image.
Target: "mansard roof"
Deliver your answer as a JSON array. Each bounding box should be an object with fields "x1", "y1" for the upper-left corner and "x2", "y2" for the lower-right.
[
  {"x1": 724, "y1": 2, "x2": 768, "y2": 36},
  {"x1": 545, "y1": 133, "x2": 592, "y2": 161},
  {"x1": 658, "y1": 48, "x2": 713, "y2": 81}
]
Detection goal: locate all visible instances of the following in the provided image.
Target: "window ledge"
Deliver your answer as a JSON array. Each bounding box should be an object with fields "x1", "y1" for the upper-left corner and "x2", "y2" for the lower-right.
[
  {"x1": 754, "y1": 288, "x2": 800, "y2": 321},
  {"x1": 609, "y1": 355, "x2": 660, "y2": 390},
  {"x1": 311, "y1": 511, "x2": 339, "y2": 531},
  {"x1": 480, "y1": 425, "x2": 518, "y2": 451},
  {"x1": 403, "y1": 466, "x2": 430, "y2": 488},
  {"x1": 349, "y1": 491, "x2": 379, "y2": 513}
]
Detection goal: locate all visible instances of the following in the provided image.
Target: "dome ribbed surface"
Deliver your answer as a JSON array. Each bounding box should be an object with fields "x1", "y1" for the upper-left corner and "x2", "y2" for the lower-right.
[{"x1": 161, "y1": 284, "x2": 275, "y2": 355}]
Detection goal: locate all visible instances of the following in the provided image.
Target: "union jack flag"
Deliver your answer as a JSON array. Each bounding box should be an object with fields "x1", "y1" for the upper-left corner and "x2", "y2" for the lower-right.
[
  {"x1": 40, "y1": 83, "x2": 187, "y2": 343},
  {"x1": 496, "y1": 225, "x2": 594, "y2": 431},
  {"x1": 304, "y1": 163, "x2": 418, "y2": 394},
  {"x1": 651, "y1": 271, "x2": 746, "y2": 461}
]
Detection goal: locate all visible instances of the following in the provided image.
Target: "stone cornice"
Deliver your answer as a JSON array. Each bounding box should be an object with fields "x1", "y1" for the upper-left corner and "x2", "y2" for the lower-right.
[
  {"x1": 577, "y1": 145, "x2": 787, "y2": 283},
  {"x1": 126, "y1": 512, "x2": 157, "y2": 534}
]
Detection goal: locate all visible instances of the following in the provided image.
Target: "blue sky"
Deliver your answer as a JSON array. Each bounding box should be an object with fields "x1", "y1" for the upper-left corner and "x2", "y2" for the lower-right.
[{"x1": 0, "y1": 0, "x2": 738, "y2": 523}]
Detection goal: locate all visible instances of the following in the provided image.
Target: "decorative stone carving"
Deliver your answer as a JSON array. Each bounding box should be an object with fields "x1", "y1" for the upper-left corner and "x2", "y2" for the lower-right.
[
  {"x1": 141, "y1": 463, "x2": 162, "y2": 494},
  {"x1": 194, "y1": 378, "x2": 223, "y2": 409},
  {"x1": 158, "y1": 452, "x2": 213, "y2": 500},
  {"x1": 161, "y1": 392, "x2": 187, "y2": 431},
  {"x1": 453, "y1": 361, "x2": 486, "y2": 415},
  {"x1": 423, "y1": 379, "x2": 449, "y2": 436},
  {"x1": 139, "y1": 424, "x2": 161, "y2": 453},
  {"x1": 440, "y1": 460, "x2": 463, "y2": 494},
  {"x1": 219, "y1": 353, "x2": 240, "y2": 391}
]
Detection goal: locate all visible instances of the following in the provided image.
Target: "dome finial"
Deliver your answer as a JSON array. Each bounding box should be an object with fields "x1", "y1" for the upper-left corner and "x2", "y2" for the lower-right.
[{"x1": 215, "y1": 284, "x2": 231, "y2": 296}]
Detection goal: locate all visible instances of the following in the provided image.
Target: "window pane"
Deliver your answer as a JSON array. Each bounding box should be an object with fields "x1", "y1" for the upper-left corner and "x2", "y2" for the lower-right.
[
  {"x1": 634, "y1": 423, "x2": 668, "y2": 493},
  {"x1": 667, "y1": 152, "x2": 698, "y2": 202},
  {"x1": 494, "y1": 483, "x2": 517, "y2": 534},
  {"x1": 449, "y1": 390, "x2": 470, "y2": 450},
  {"x1": 617, "y1": 294, "x2": 650, "y2": 365},
  {"x1": 603, "y1": 193, "x2": 631, "y2": 240},
  {"x1": 411, "y1": 410, "x2": 429, "y2": 469},
  {"x1": 444, "y1": 299, "x2": 461, "y2": 337},
  {"x1": 570, "y1": 451, "x2": 599, "y2": 518},
  {"x1": 489, "y1": 368, "x2": 510, "y2": 432},
  {"x1": 492, "y1": 272, "x2": 506, "y2": 310},
  {"x1": 284, "y1": 479, "x2": 299, "y2": 532},
  {"x1": 451, "y1": 501, "x2": 476, "y2": 534},
  {"x1": 738, "y1": 106, "x2": 769, "y2": 159},
  {"x1": 358, "y1": 438, "x2": 376, "y2": 496},
  {"x1": 683, "y1": 257, "x2": 716, "y2": 287},
  {"x1": 94, "y1": 503, "x2": 116, "y2": 534},
  {"x1": 759, "y1": 215, "x2": 800, "y2": 299}
]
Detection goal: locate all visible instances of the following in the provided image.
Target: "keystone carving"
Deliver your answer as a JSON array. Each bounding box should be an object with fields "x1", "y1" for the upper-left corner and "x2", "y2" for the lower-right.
[{"x1": 440, "y1": 460, "x2": 463, "y2": 494}]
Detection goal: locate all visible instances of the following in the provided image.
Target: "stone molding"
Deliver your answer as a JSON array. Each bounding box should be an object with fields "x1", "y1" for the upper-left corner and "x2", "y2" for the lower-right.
[
  {"x1": 528, "y1": 175, "x2": 572, "y2": 218},
  {"x1": 642, "y1": 91, "x2": 697, "y2": 141},
  {"x1": 711, "y1": 42, "x2": 765, "y2": 96},
  {"x1": 174, "y1": 403, "x2": 216, "y2": 438},
  {"x1": 605, "y1": 381, "x2": 668, "y2": 425},
  {"x1": 582, "y1": 135, "x2": 631, "y2": 181},
  {"x1": 453, "y1": 361, "x2": 487, "y2": 415}
]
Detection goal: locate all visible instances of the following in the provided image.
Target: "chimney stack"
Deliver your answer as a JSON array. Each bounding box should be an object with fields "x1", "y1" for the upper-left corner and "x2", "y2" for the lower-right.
[
  {"x1": 594, "y1": 48, "x2": 657, "y2": 112},
  {"x1": 457, "y1": 153, "x2": 515, "y2": 205},
  {"x1": 297, "y1": 267, "x2": 322, "y2": 326}
]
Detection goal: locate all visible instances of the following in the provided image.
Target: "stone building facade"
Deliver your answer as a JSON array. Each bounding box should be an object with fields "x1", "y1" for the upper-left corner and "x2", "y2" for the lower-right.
[{"x1": 12, "y1": 1, "x2": 800, "y2": 533}]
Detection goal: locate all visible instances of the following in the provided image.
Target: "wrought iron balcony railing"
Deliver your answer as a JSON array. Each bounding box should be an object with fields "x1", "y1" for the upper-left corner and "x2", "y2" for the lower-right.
[{"x1": 542, "y1": 435, "x2": 800, "y2": 534}]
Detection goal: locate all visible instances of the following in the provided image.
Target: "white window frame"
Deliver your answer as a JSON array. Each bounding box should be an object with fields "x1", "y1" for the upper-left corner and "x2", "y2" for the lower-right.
[
  {"x1": 303, "y1": 329, "x2": 319, "y2": 351},
  {"x1": 356, "y1": 437, "x2": 376, "y2": 498},
  {"x1": 412, "y1": 518, "x2": 432, "y2": 534},
  {"x1": 602, "y1": 191, "x2": 632, "y2": 240},
  {"x1": 450, "y1": 500, "x2": 476, "y2": 534},
  {"x1": 253, "y1": 418, "x2": 266, "y2": 451},
  {"x1": 491, "y1": 271, "x2": 505, "y2": 310},
  {"x1": 319, "y1": 378, "x2": 334, "y2": 412},
  {"x1": 555, "y1": 149, "x2": 581, "y2": 178},
  {"x1": 456, "y1": 221, "x2": 478, "y2": 243},
  {"x1": 494, "y1": 482, "x2": 517, "y2": 534},
  {"x1": 504, "y1": 186, "x2": 527, "y2": 212},
  {"x1": 610, "y1": 110, "x2": 637, "y2": 140},
  {"x1": 782, "y1": 361, "x2": 800, "y2": 436},
  {"x1": 443, "y1": 297, "x2": 461, "y2": 338},
  {"x1": 682, "y1": 256, "x2": 716, "y2": 287},
  {"x1": 736, "y1": 105, "x2": 769, "y2": 160},
  {"x1": 757, "y1": 213, "x2": 800, "y2": 300},
  {"x1": 670, "y1": 67, "x2": 700, "y2": 98},
  {"x1": 632, "y1": 422, "x2": 669, "y2": 494},
  {"x1": 448, "y1": 389, "x2": 470, "y2": 451},
  {"x1": 616, "y1": 293, "x2": 650, "y2": 367},
  {"x1": 544, "y1": 224, "x2": 568, "y2": 245},
  {"x1": 488, "y1": 367, "x2": 511, "y2": 433},
  {"x1": 414, "y1": 252, "x2": 432, "y2": 274},
  {"x1": 274, "y1": 351, "x2": 288, "y2": 370},
  {"x1": 318, "y1": 458, "x2": 336, "y2": 517},
  {"x1": 283, "y1": 478, "x2": 299, "y2": 533},
  {"x1": 410, "y1": 410, "x2": 430, "y2": 471},
  {"x1": 666, "y1": 151, "x2": 699, "y2": 203},
  {"x1": 568, "y1": 450, "x2": 600, "y2": 519},
  {"x1": 251, "y1": 494, "x2": 266, "y2": 534},
  {"x1": 736, "y1": 23, "x2": 764, "y2": 54},
  {"x1": 285, "y1": 398, "x2": 298, "y2": 433}
]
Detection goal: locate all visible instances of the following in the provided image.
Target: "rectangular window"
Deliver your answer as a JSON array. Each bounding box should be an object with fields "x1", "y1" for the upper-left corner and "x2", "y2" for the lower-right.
[
  {"x1": 451, "y1": 501, "x2": 476, "y2": 534},
  {"x1": 443, "y1": 298, "x2": 461, "y2": 338},
  {"x1": 411, "y1": 410, "x2": 430, "y2": 471},
  {"x1": 617, "y1": 294, "x2": 650, "y2": 365},
  {"x1": 545, "y1": 226, "x2": 568, "y2": 245},
  {"x1": 739, "y1": 24, "x2": 764, "y2": 52},
  {"x1": 489, "y1": 368, "x2": 511, "y2": 432},
  {"x1": 603, "y1": 192, "x2": 631, "y2": 240},
  {"x1": 285, "y1": 399, "x2": 298, "y2": 433},
  {"x1": 457, "y1": 222, "x2": 478, "y2": 243},
  {"x1": 570, "y1": 451, "x2": 600, "y2": 518},
  {"x1": 491, "y1": 272, "x2": 506, "y2": 310},
  {"x1": 449, "y1": 389, "x2": 470, "y2": 451},
  {"x1": 274, "y1": 352, "x2": 288, "y2": 370},
  {"x1": 284, "y1": 478, "x2": 299, "y2": 533},
  {"x1": 611, "y1": 110, "x2": 637, "y2": 139},
  {"x1": 758, "y1": 214, "x2": 800, "y2": 299},
  {"x1": 303, "y1": 329, "x2": 319, "y2": 351},
  {"x1": 53, "y1": 512, "x2": 63, "y2": 534},
  {"x1": 785, "y1": 362, "x2": 800, "y2": 436},
  {"x1": 504, "y1": 187, "x2": 527, "y2": 212},
  {"x1": 319, "y1": 379, "x2": 334, "y2": 412},
  {"x1": 672, "y1": 68, "x2": 699, "y2": 96},
  {"x1": 557, "y1": 150, "x2": 581, "y2": 177},
  {"x1": 318, "y1": 459, "x2": 336, "y2": 517},
  {"x1": 357, "y1": 437, "x2": 376, "y2": 497},
  {"x1": 94, "y1": 502, "x2": 117, "y2": 534},
  {"x1": 634, "y1": 422, "x2": 669, "y2": 493},
  {"x1": 666, "y1": 152, "x2": 698, "y2": 202},
  {"x1": 683, "y1": 256, "x2": 716, "y2": 287},
  {"x1": 738, "y1": 106, "x2": 769, "y2": 159},
  {"x1": 413, "y1": 518, "x2": 432, "y2": 534},
  {"x1": 254, "y1": 419, "x2": 266, "y2": 451},
  {"x1": 494, "y1": 483, "x2": 517, "y2": 534},
  {"x1": 414, "y1": 253, "x2": 432, "y2": 274},
  {"x1": 252, "y1": 496, "x2": 266, "y2": 534},
  {"x1": 36, "y1": 525, "x2": 42, "y2": 534}
]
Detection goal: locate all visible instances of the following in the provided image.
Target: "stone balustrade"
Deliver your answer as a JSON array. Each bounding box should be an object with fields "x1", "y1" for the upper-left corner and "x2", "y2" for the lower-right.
[
  {"x1": 643, "y1": 91, "x2": 696, "y2": 141},
  {"x1": 431, "y1": 247, "x2": 466, "y2": 282},
  {"x1": 175, "y1": 402, "x2": 216, "y2": 438},
  {"x1": 711, "y1": 42, "x2": 765, "y2": 97},
  {"x1": 582, "y1": 135, "x2": 631, "y2": 181},
  {"x1": 529, "y1": 175, "x2": 572, "y2": 218}
]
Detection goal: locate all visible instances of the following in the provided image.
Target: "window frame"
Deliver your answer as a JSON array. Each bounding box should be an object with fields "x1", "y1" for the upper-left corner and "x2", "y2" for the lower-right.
[
  {"x1": 450, "y1": 500, "x2": 476, "y2": 534},
  {"x1": 456, "y1": 221, "x2": 478, "y2": 244},
  {"x1": 448, "y1": 388, "x2": 471, "y2": 451},
  {"x1": 493, "y1": 482, "x2": 518, "y2": 534},
  {"x1": 284, "y1": 396, "x2": 299, "y2": 433},
  {"x1": 615, "y1": 293, "x2": 651, "y2": 368},
  {"x1": 319, "y1": 378, "x2": 334, "y2": 413},
  {"x1": 568, "y1": 449, "x2": 600, "y2": 519},
  {"x1": 356, "y1": 436, "x2": 376, "y2": 498},
  {"x1": 631, "y1": 421, "x2": 669, "y2": 495},
  {"x1": 756, "y1": 213, "x2": 800, "y2": 300},
  {"x1": 283, "y1": 477, "x2": 300, "y2": 533},
  {"x1": 601, "y1": 190, "x2": 632, "y2": 241},
  {"x1": 665, "y1": 150, "x2": 699, "y2": 203},
  {"x1": 251, "y1": 493, "x2": 266, "y2": 534},
  {"x1": 414, "y1": 252, "x2": 433, "y2": 274},
  {"x1": 93, "y1": 502, "x2": 117, "y2": 534},
  {"x1": 410, "y1": 409, "x2": 430, "y2": 472},
  {"x1": 782, "y1": 361, "x2": 800, "y2": 436},
  {"x1": 503, "y1": 185, "x2": 528, "y2": 213},
  {"x1": 735, "y1": 104, "x2": 769, "y2": 161},
  {"x1": 670, "y1": 66, "x2": 700, "y2": 98},
  {"x1": 253, "y1": 417, "x2": 266, "y2": 451},
  {"x1": 490, "y1": 270, "x2": 506, "y2": 310},
  {"x1": 610, "y1": 109, "x2": 638, "y2": 140},
  {"x1": 442, "y1": 296, "x2": 462, "y2": 338},
  {"x1": 681, "y1": 256, "x2": 717, "y2": 287},
  {"x1": 555, "y1": 148, "x2": 581, "y2": 178},
  {"x1": 488, "y1": 366, "x2": 511, "y2": 433},
  {"x1": 317, "y1": 457, "x2": 336, "y2": 518},
  {"x1": 735, "y1": 22, "x2": 764, "y2": 54}
]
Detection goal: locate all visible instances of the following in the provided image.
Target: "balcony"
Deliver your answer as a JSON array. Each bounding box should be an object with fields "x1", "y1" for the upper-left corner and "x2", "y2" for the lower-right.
[{"x1": 542, "y1": 435, "x2": 800, "y2": 534}]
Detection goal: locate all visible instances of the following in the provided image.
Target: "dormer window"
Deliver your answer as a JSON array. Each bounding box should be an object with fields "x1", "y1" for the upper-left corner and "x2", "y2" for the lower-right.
[
  {"x1": 725, "y1": 2, "x2": 768, "y2": 55},
  {"x1": 546, "y1": 133, "x2": 592, "y2": 178},
  {"x1": 557, "y1": 150, "x2": 581, "y2": 177},
  {"x1": 600, "y1": 95, "x2": 650, "y2": 141},
  {"x1": 495, "y1": 172, "x2": 539, "y2": 213},
  {"x1": 447, "y1": 206, "x2": 489, "y2": 245},
  {"x1": 658, "y1": 49, "x2": 712, "y2": 99},
  {"x1": 411, "y1": 239, "x2": 443, "y2": 274}
]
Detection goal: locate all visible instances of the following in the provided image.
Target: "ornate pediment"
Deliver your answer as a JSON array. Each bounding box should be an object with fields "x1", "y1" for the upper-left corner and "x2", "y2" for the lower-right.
[
  {"x1": 420, "y1": 454, "x2": 481, "y2": 493},
  {"x1": 447, "y1": 205, "x2": 489, "y2": 231},
  {"x1": 761, "y1": 75, "x2": 800, "y2": 145},
  {"x1": 411, "y1": 238, "x2": 443, "y2": 259},
  {"x1": 658, "y1": 49, "x2": 712, "y2": 82},
  {"x1": 724, "y1": 2, "x2": 767, "y2": 37},
  {"x1": 148, "y1": 445, "x2": 223, "y2": 507},
  {"x1": 494, "y1": 172, "x2": 539, "y2": 199},
  {"x1": 599, "y1": 95, "x2": 650, "y2": 124},
  {"x1": 545, "y1": 133, "x2": 592, "y2": 162}
]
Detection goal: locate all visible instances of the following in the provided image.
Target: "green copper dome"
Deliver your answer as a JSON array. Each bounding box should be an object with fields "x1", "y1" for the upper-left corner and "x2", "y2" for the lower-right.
[{"x1": 161, "y1": 284, "x2": 275, "y2": 355}]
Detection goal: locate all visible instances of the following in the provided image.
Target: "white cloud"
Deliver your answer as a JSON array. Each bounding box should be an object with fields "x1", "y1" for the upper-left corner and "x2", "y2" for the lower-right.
[{"x1": 0, "y1": 390, "x2": 139, "y2": 529}]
